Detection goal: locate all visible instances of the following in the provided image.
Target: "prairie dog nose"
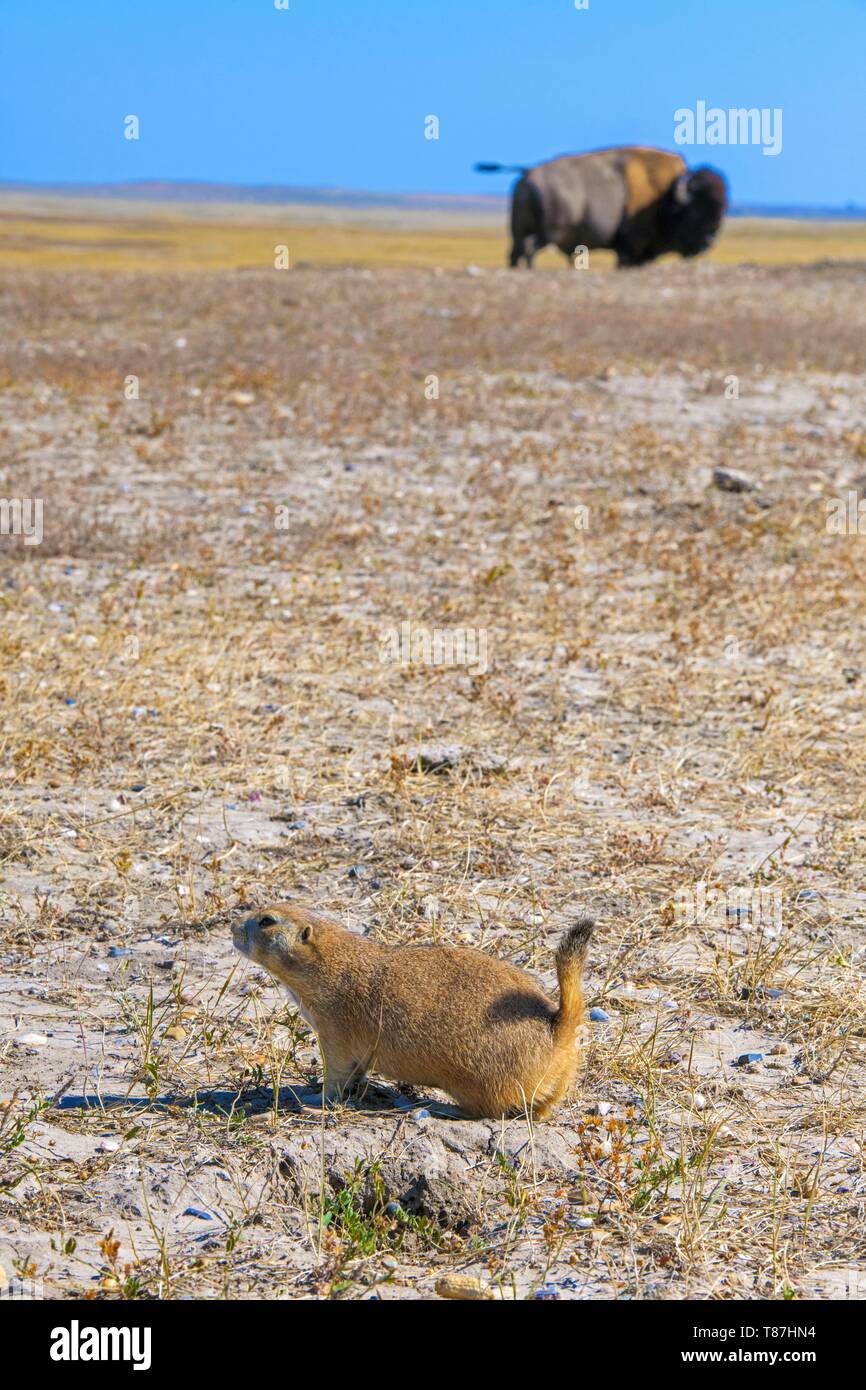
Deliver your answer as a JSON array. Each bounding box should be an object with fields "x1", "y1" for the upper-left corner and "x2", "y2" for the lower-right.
[{"x1": 232, "y1": 919, "x2": 253, "y2": 951}]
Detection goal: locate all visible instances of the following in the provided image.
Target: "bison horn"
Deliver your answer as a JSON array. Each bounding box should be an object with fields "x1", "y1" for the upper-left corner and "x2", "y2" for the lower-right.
[{"x1": 673, "y1": 173, "x2": 691, "y2": 205}]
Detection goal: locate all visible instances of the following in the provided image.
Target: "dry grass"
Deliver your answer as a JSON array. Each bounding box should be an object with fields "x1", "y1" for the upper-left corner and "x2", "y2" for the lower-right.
[
  {"x1": 0, "y1": 246, "x2": 865, "y2": 1300},
  {"x1": 2, "y1": 196, "x2": 866, "y2": 272}
]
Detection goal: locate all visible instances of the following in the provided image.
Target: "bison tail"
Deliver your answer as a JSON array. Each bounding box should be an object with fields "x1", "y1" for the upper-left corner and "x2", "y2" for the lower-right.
[{"x1": 474, "y1": 162, "x2": 529, "y2": 175}]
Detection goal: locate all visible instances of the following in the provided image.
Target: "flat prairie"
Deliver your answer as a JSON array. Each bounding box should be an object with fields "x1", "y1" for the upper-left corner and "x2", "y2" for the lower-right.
[
  {"x1": 3, "y1": 192, "x2": 866, "y2": 269},
  {"x1": 0, "y1": 201, "x2": 865, "y2": 1300}
]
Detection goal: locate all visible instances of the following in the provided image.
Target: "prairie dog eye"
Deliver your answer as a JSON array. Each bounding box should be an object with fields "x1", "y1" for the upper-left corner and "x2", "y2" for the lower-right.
[{"x1": 259, "y1": 914, "x2": 279, "y2": 928}]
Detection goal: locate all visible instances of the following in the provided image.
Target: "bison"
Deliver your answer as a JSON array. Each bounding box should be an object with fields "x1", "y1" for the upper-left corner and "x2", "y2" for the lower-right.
[{"x1": 476, "y1": 146, "x2": 727, "y2": 269}]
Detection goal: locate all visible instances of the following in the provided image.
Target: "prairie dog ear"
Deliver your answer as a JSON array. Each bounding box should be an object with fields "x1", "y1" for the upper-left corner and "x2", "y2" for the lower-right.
[{"x1": 298, "y1": 924, "x2": 312, "y2": 944}]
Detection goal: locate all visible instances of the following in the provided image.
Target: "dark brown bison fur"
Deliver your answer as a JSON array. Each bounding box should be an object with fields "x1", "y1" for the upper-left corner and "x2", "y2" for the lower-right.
[{"x1": 477, "y1": 147, "x2": 728, "y2": 269}]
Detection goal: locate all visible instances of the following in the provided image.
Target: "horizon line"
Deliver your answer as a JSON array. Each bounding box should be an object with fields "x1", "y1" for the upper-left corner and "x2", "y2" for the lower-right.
[{"x1": 2, "y1": 177, "x2": 866, "y2": 220}]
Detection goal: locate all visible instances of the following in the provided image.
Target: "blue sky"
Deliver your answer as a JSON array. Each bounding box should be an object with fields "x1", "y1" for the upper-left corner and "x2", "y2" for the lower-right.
[{"x1": 3, "y1": 0, "x2": 865, "y2": 206}]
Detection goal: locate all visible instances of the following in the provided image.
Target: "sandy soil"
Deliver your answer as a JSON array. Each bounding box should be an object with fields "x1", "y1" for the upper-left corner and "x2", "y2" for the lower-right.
[{"x1": 1, "y1": 258, "x2": 865, "y2": 1300}]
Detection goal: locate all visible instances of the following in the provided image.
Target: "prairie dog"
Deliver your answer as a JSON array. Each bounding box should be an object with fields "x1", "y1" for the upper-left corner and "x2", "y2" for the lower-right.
[{"x1": 232, "y1": 905, "x2": 594, "y2": 1121}]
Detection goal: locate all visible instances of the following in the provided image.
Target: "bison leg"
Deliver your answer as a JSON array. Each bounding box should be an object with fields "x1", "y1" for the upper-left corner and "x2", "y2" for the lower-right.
[
  {"x1": 510, "y1": 232, "x2": 546, "y2": 268},
  {"x1": 510, "y1": 175, "x2": 547, "y2": 268},
  {"x1": 509, "y1": 236, "x2": 540, "y2": 268},
  {"x1": 615, "y1": 241, "x2": 649, "y2": 268},
  {"x1": 614, "y1": 230, "x2": 658, "y2": 268}
]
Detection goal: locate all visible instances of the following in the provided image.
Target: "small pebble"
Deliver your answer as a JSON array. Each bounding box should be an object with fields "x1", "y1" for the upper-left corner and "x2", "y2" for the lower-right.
[
  {"x1": 713, "y1": 466, "x2": 759, "y2": 493},
  {"x1": 740, "y1": 984, "x2": 783, "y2": 1001},
  {"x1": 590, "y1": 1008, "x2": 611, "y2": 1022},
  {"x1": 18, "y1": 1032, "x2": 49, "y2": 1046},
  {"x1": 96, "y1": 1138, "x2": 120, "y2": 1153},
  {"x1": 589, "y1": 1101, "x2": 611, "y2": 1117},
  {"x1": 735, "y1": 1052, "x2": 764, "y2": 1066},
  {"x1": 435, "y1": 1274, "x2": 493, "y2": 1301},
  {"x1": 108, "y1": 947, "x2": 130, "y2": 958}
]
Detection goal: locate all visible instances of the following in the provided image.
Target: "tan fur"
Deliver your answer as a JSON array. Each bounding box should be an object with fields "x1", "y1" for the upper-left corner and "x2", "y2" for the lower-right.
[
  {"x1": 232, "y1": 906, "x2": 594, "y2": 1121},
  {"x1": 622, "y1": 147, "x2": 687, "y2": 217}
]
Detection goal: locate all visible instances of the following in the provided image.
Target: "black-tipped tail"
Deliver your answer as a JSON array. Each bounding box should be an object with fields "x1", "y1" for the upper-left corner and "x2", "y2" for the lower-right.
[
  {"x1": 556, "y1": 917, "x2": 594, "y2": 967},
  {"x1": 553, "y1": 917, "x2": 594, "y2": 1044}
]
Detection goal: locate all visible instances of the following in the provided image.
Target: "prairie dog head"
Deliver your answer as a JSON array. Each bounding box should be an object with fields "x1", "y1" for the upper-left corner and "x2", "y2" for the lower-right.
[{"x1": 232, "y1": 905, "x2": 317, "y2": 986}]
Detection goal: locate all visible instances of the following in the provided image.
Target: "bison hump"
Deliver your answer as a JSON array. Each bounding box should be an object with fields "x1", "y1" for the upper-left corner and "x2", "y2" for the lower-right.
[{"x1": 623, "y1": 149, "x2": 686, "y2": 217}]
